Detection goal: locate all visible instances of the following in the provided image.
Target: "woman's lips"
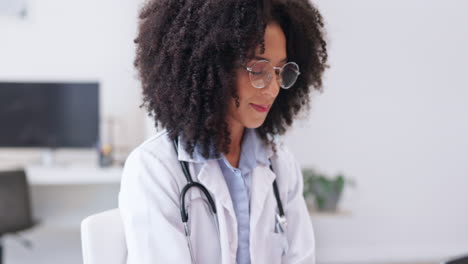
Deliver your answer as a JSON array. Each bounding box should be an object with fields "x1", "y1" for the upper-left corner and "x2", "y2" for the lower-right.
[{"x1": 250, "y1": 103, "x2": 270, "y2": 113}]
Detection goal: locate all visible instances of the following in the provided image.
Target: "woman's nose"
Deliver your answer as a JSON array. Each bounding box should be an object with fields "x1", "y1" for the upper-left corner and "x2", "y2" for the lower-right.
[{"x1": 261, "y1": 73, "x2": 280, "y2": 97}]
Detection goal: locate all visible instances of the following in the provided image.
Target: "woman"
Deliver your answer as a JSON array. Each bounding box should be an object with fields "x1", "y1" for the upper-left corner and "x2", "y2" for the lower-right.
[{"x1": 119, "y1": 0, "x2": 328, "y2": 263}]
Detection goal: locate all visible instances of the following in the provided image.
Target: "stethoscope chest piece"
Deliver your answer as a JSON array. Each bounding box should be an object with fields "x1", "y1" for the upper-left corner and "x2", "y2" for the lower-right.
[{"x1": 275, "y1": 213, "x2": 288, "y2": 234}]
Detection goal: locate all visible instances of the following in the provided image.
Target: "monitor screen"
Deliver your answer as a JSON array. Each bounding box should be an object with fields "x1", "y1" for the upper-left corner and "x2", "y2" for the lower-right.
[{"x1": 0, "y1": 82, "x2": 99, "y2": 148}]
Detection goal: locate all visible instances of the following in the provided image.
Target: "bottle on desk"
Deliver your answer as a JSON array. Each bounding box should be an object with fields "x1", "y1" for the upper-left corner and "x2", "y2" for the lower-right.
[{"x1": 98, "y1": 142, "x2": 114, "y2": 167}]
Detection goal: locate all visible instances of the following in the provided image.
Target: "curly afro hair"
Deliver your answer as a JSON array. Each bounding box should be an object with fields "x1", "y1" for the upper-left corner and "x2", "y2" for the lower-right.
[{"x1": 135, "y1": 0, "x2": 328, "y2": 159}]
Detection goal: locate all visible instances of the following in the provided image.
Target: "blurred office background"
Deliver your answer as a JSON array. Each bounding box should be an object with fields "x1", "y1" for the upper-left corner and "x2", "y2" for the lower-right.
[{"x1": 0, "y1": 0, "x2": 467, "y2": 263}]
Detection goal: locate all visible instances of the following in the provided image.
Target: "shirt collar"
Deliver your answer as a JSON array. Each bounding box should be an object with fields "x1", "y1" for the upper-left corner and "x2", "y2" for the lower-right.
[{"x1": 239, "y1": 128, "x2": 272, "y2": 167}]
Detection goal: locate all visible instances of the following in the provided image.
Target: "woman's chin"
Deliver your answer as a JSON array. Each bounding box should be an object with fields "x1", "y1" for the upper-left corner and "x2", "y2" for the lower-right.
[{"x1": 243, "y1": 118, "x2": 267, "y2": 129}]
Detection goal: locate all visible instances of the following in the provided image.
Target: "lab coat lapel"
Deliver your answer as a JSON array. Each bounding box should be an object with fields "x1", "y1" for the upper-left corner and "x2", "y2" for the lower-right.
[
  {"x1": 197, "y1": 160, "x2": 238, "y2": 263},
  {"x1": 250, "y1": 164, "x2": 276, "y2": 231},
  {"x1": 197, "y1": 160, "x2": 235, "y2": 219}
]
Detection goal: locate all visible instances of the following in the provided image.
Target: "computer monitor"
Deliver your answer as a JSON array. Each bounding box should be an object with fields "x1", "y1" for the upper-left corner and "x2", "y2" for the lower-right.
[{"x1": 0, "y1": 81, "x2": 99, "y2": 149}]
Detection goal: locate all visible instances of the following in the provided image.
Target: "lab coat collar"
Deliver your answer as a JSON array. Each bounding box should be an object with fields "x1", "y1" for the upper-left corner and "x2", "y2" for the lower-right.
[
  {"x1": 176, "y1": 134, "x2": 220, "y2": 163},
  {"x1": 176, "y1": 128, "x2": 274, "y2": 165}
]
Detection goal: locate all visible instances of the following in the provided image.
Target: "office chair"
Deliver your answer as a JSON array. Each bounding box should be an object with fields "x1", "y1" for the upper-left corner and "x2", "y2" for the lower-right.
[
  {"x1": 81, "y1": 208, "x2": 127, "y2": 264},
  {"x1": 441, "y1": 254, "x2": 468, "y2": 264},
  {"x1": 0, "y1": 169, "x2": 37, "y2": 264}
]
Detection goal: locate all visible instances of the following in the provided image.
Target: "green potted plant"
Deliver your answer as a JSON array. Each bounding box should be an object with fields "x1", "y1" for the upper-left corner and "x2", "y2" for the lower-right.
[{"x1": 302, "y1": 168, "x2": 355, "y2": 212}]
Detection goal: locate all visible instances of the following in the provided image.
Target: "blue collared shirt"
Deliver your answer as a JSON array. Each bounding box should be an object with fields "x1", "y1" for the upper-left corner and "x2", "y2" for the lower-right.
[{"x1": 180, "y1": 128, "x2": 270, "y2": 264}]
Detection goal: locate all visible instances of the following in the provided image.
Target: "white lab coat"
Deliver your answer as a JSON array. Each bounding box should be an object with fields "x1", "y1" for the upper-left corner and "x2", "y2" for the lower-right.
[{"x1": 118, "y1": 129, "x2": 316, "y2": 264}]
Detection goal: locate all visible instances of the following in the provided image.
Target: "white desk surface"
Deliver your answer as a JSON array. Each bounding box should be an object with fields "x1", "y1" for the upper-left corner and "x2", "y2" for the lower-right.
[{"x1": 24, "y1": 165, "x2": 123, "y2": 185}]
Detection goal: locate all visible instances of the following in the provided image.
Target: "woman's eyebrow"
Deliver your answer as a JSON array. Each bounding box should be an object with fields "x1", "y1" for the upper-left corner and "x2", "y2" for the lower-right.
[{"x1": 253, "y1": 56, "x2": 288, "y2": 63}]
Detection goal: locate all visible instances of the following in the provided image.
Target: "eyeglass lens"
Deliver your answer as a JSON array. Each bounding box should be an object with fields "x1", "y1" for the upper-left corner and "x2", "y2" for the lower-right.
[{"x1": 249, "y1": 61, "x2": 299, "y2": 89}]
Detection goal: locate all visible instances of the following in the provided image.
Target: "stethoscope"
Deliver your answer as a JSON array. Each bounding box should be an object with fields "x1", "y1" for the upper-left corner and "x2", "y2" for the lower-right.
[{"x1": 172, "y1": 137, "x2": 287, "y2": 264}]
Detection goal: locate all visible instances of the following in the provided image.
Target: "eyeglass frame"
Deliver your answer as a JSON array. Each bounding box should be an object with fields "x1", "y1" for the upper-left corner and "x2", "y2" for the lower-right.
[{"x1": 240, "y1": 59, "x2": 301, "y2": 89}]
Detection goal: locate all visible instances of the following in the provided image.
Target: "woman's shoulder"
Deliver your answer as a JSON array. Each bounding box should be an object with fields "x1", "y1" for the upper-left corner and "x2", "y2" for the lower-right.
[
  {"x1": 118, "y1": 129, "x2": 183, "y2": 216},
  {"x1": 120, "y1": 129, "x2": 184, "y2": 190}
]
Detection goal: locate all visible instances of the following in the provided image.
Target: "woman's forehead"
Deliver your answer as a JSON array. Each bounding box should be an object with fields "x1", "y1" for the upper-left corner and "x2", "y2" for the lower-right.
[{"x1": 252, "y1": 23, "x2": 287, "y2": 64}]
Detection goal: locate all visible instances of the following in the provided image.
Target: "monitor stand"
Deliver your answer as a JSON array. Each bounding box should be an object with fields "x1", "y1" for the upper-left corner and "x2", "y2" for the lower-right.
[{"x1": 40, "y1": 148, "x2": 57, "y2": 167}]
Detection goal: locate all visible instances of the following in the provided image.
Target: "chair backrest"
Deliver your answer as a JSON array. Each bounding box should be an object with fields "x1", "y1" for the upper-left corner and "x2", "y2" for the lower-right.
[
  {"x1": 441, "y1": 255, "x2": 468, "y2": 264},
  {"x1": 0, "y1": 168, "x2": 35, "y2": 236},
  {"x1": 81, "y1": 208, "x2": 127, "y2": 264}
]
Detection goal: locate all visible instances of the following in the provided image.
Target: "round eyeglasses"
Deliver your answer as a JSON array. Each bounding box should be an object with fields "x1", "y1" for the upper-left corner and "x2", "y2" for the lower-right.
[{"x1": 242, "y1": 60, "x2": 301, "y2": 89}]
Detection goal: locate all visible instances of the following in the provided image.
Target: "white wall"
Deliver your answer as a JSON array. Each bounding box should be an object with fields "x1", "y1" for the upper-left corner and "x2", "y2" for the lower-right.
[
  {"x1": 0, "y1": 0, "x2": 146, "y2": 153},
  {"x1": 285, "y1": 0, "x2": 468, "y2": 262}
]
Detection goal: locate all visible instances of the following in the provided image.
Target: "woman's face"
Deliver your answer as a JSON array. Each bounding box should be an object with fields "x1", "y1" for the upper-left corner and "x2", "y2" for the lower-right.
[{"x1": 227, "y1": 22, "x2": 287, "y2": 129}]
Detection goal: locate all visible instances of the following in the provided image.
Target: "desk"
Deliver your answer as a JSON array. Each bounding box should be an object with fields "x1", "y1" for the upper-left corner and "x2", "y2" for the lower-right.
[{"x1": 25, "y1": 165, "x2": 122, "y2": 185}]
